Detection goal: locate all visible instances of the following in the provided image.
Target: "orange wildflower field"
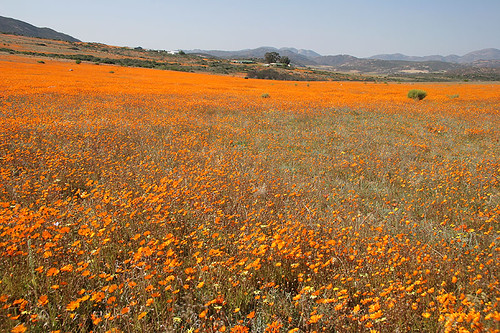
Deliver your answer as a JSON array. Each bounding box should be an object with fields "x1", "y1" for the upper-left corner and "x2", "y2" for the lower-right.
[{"x1": 0, "y1": 54, "x2": 499, "y2": 332}]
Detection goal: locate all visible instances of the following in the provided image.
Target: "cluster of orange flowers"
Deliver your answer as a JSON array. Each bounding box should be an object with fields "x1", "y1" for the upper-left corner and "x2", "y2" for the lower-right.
[{"x1": 0, "y1": 54, "x2": 499, "y2": 332}]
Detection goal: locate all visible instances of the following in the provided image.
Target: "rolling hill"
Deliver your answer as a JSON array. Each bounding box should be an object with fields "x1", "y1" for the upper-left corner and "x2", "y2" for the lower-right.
[
  {"x1": 369, "y1": 48, "x2": 500, "y2": 63},
  {"x1": 1, "y1": 15, "x2": 499, "y2": 80},
  {"x1": 188, "y1": 46, "x2": 500, "y2": 75},
  {"x1": 0, "y1": 15, "x2": 80, "y2": 42}
]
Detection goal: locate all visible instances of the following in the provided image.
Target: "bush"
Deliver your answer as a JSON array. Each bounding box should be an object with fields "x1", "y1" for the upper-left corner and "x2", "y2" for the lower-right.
[
  {"x1": 261, "y1": 93, "x2": 270, "y2": 98},
  {"x1": 408, "y1": 89, "x2": 427, "y2": 100},
  {"x1": 75, "y1": 60, "x2": 81, "y2": 64},
  {"x1": 247, "y1": 69, "x2": 311, "y2": 81}
]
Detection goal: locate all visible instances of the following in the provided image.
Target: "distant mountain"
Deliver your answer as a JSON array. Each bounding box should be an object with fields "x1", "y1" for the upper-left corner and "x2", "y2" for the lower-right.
[
  {"x1": 188, "y1": 46, "x2": 273, "y2": 59},
  {"x1": 313, "y1": 54, "x2": 358, "y2": 66},
  {"x1": 368, "y1": 53, "x2": 459, "y2": 62},
  {"x1": 279, "y1": 47, "x2": 321, "y2": 58},
  {"x1": 369, "y1": 48, "x2": 500, "y2": 64},
  {"x1": 187, "y1": 46, "x2": 319, "y2": 66},
  {"x1": 0, "y1": 15, "x2": 80, "y2": 42},
  {"x1": 458, "y1": 48, "x2": 500, "y2": 63},
  {"x1": 188, "y1": 46, "x2": 500, "y2": 72}
]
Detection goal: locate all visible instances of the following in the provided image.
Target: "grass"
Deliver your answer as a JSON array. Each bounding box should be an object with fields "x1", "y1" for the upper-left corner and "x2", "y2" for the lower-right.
[{"x1": 0, "y1": 55, "x2": 499, "y2": 332}]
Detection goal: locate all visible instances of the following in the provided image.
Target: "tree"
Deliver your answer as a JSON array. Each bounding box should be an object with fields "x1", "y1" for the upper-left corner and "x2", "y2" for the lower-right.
[
  {"x1": 264, "y1": 52, "x2": 280, "y2": 64},
  {"x1": 280, "y1": 56, "x2": 291, "y2": 66}
]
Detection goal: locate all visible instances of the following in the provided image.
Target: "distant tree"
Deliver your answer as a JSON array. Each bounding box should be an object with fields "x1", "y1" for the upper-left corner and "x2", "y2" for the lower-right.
[
  {"x1": 264, "y1": 52, "x2": 280, "y2": 64},
  {"x1": 178, "y1": 50, "x2": 186, "y2": 55},
  {"x1": 280, "y1": 56, "x2": 291, "y2": 66}
]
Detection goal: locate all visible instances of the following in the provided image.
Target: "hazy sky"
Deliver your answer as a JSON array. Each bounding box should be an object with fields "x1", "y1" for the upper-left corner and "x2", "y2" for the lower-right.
[{"x1": 1, "y1": 0, "x2": 499, "y2": 57}]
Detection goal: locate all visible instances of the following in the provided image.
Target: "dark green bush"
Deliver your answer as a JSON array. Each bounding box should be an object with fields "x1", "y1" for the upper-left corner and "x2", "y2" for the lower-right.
[{"x1": 408, "y1": 89, "x2": 427, "y2": 100}]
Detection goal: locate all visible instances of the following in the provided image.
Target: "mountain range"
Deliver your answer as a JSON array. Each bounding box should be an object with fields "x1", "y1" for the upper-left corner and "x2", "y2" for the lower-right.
[
  {"x1": 368, "y1": 48, "x2": 500, "y2": 63},
  {"x1": 1, "y1": 15, "x2": 499, "y2": 76},
  {"x1": 188, "y1": 46, "x2": 500, "y2": 67},
  {"x1": 0, "y1": 15, "x2": 80, "y2": 42}
]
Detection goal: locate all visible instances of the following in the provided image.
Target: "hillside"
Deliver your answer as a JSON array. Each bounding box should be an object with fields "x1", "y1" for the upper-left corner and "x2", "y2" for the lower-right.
[
  {"x1": 189, "y1": 46, "x2": 500, "y2": 79},
  {"x1": 369, "y1": 48, "x2": 500, "y2": 63},
  {"x1": 188, "y1": 46, "x2": 318, "y2": 67},
  {"x1": 1, "y1": 30, "x2": 499, "y2": 81},
  {"x1": 1, "y1": 16, "x2": 499, "y2": 81},
  {"x1": 1, "y1": 15, "x2": 499, "y2": 80},
  {"x1": 0, "y1": 15, "x2": 80, "y2": 42},
  {"x1": 0, "y1": 33, "x2": 353, "y2": 81}
]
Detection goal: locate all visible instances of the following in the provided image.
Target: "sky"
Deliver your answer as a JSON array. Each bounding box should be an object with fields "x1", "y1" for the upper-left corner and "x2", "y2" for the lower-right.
[{"x1": 1, "y1": 0, "x2": 499, "y2": 57}]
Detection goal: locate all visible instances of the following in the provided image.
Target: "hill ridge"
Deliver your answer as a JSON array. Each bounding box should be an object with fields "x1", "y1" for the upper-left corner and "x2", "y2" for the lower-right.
[
  {"x1": 0, "y1": 15, "x2": 80, "y2": 42},
  {"x1": 188, "y1": 47, "x2": 500, "y2": 66}
]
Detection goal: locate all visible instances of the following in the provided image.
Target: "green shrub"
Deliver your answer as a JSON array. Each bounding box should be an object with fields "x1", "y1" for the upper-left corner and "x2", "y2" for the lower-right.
[
  {"x1": 261, "y1": 93, "x2": 270, "y2": 98},
  {"x1": 75, "y1": 60, "x2": 81, "y2": 64},
  {"x1": 407, "y1": 89, "x2": 427, "y2": 100}
]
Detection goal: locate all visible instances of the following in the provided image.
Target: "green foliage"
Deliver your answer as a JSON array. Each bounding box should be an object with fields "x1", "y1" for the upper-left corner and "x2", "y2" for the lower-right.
[
  {"x1": 264, "y1": 51, "x2": 280, "y2": 64},
  {"x1": 261, "y1": 93, "x2": 270, "y2": 98},
  {"x1": 246, "y1": 69, "x2": 316, "y2": 81},
  {"x1": 407, "y1": 89, "x2": 427, "y2": 100},
  {"x1": 280, "y1": 56, "x2": 291, "y2": 66},
  {"x1": 207, "y1": 61, "x2": 239, "y2": 74},
  {"x1": 264, "y1": 52, "x2": 291, "y2": 66},
  {"x1": 75, "y1": 59, "x2": 81, "y2": 64}
]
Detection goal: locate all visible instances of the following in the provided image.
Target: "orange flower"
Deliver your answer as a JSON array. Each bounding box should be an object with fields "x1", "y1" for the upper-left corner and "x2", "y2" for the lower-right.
[
  {"x1": 38, "y1": 295, "x2": 49, "y2": 306},
  {"x1": 46, "y1": 267, "x2": 59, "y2": 277},
  {"x1": 230, "y1": 325, "x2": 249, "y2": 333},
  {"x1": 60, "y1": 264, "x2": 73, "y2": 272},
  {"x1": 369, "y1": 310, "x2": 383, "y2": 320},
  {"x1": 66, "y1": 300, "x2": 80, "y2": 312},
  {"x1": 265, "y1": 320, "x2": 283, "y2": 332},
  {"x1": 308, "y1": 314, "x2": 324, "y2": 324},
  {"x1": 11, "y1": 324, "x2": 27, "y2": 333}
]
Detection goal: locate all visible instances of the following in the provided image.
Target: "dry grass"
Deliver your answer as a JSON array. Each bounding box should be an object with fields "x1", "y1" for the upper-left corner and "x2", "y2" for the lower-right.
[{"x1": 0, "y1": 54, "x2": 499, "y2": 332}]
